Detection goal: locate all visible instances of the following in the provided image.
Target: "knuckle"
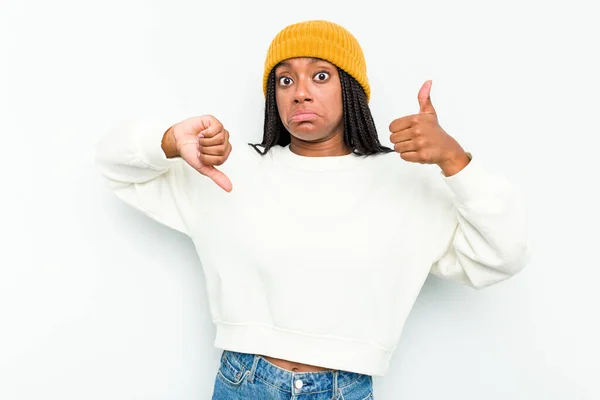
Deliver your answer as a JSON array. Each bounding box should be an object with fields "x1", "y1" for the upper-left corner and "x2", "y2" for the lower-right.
[{"x1": 199, "y1": 154, "x2": 211, "y2": 165}]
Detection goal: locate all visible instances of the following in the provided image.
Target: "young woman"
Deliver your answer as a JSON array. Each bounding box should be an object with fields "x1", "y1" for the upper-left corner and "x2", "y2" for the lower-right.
[{"x1": 96, "y1": 20, "x2": 529, "y2": 400}]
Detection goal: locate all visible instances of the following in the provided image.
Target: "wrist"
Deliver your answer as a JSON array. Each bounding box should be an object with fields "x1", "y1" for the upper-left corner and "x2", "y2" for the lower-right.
[
  {"x1": 438, "y1": 150, "x2": 471, "y2": 177},
  {"x1": 161, "y1": 125, "x2": 179, "y2": 158}
]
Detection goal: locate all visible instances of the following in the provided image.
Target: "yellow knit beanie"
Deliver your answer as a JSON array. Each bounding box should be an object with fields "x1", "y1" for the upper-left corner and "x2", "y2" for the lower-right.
[{"x1": 263, "y1": 20, "x2": 370, "y2": 101}]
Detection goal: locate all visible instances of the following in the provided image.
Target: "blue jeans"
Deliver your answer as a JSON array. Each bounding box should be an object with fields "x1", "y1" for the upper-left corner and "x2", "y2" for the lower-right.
[{"x1": 212, "y1": 350, "x2": 374, "y2": 399}]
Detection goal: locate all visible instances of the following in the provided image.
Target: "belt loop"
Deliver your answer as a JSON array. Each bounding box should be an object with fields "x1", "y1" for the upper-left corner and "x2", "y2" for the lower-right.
[
  {"x1": 331, "y1": 370, "x2": 339, "y2": 399},
  {"x1": 247, "y1": 354, "x2": 260, "y2": 383}
]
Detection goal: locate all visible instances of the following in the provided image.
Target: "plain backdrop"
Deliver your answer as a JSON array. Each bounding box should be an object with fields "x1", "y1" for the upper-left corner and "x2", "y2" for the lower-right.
[{"x1": 1, "y1": 0, "x2": 598, "y2": 399}]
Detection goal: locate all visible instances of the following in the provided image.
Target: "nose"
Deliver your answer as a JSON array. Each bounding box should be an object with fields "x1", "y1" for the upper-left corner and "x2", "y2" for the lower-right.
[{"x1": 293, "y1": 79, "x2": 312, "y2": 103}]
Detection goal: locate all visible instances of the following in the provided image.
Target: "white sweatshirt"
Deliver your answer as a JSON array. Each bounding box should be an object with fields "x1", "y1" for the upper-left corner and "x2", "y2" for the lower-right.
[{"x1": 95, "y1": 117, "x2": 530, "y2": 377}]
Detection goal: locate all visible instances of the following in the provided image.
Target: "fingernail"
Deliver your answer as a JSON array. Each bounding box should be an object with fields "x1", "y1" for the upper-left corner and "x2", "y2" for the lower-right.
[
  {"x1": 197, "y1": 152, "x2": 201, "y2": 158},
  {"x1": 198, "y1": 134, "x2": 204, "y2": 138}
]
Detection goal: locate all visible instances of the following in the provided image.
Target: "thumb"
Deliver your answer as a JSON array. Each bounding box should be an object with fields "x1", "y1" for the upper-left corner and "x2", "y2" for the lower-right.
[
  {"x1": 198, "y1": 165, "x2": 233, "y2": 192},
  {"x1": 418, "y1": 80, "x2": 436, "y2": 114}
]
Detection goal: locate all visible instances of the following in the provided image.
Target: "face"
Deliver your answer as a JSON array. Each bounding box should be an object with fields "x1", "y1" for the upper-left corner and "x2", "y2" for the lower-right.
[{"x1": 274, "y1": 57, "x2": 343, "y2": 143}]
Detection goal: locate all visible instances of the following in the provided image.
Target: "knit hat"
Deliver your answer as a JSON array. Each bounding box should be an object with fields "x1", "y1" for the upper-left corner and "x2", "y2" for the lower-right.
[{"x1": 262, "y1": 20, "x2": 371, "y2": 101}]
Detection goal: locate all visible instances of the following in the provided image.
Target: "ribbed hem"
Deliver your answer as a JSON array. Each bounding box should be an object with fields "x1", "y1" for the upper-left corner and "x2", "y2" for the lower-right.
[{"x1": 213, "y1": 321, "x2": 393, "y2": 377}]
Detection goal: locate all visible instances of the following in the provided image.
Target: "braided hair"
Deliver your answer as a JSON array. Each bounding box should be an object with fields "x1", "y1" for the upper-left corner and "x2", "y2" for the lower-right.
[{"x1": 249, "y1": 66, "x2": 393, "y2": 156}]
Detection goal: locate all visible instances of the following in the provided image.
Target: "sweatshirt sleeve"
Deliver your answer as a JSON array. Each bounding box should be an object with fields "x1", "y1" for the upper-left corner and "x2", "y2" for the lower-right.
[
  {"x1": 428, "y1": 156, "x2": 531, "y2": 289},
  {"x1": 94, "y1": 115, "x2": 197, "y2": 236}
]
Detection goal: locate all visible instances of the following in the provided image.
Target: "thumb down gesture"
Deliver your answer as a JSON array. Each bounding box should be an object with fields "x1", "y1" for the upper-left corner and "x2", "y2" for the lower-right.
[{"x1": 171, "y1": 115, "x2": 233, "y2": 192}]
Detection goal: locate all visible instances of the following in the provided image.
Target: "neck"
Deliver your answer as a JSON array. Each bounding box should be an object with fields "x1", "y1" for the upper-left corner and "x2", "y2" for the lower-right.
[{"x1": 289, "y1": 131, "x2": 351, "y2": 157}]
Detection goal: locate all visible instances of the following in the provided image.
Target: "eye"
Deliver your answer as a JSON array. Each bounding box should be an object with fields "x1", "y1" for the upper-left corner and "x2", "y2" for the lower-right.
[
  {"x1": 278, "y1": 76, "x2": 293, "y2": 86},
  {"x1": 314, "y1": 71, "x2": 330, "y2": 81}
]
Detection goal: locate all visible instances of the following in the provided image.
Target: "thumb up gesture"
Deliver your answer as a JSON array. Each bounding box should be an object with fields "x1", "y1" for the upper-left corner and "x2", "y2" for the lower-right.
[
  {"x1": 168, "y1": 115, "x2": 233, "y2": 192},
  {"x1": 389, "y1": 80, "x2": 471, "y2": 176}
]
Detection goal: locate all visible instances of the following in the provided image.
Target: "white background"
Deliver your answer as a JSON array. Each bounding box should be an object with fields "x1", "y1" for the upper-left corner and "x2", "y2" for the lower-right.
[{"x1": 1, "y1": 0, "x2": 598, "y2": 399}]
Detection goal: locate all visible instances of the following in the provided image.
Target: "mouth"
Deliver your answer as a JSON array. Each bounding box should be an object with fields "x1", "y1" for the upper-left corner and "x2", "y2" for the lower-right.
[{"x1": 290, "y1": 110, "x2": 318, "y2": 122}]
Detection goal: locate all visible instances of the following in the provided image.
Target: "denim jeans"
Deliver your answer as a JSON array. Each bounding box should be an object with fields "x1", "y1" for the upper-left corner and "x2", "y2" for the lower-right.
[{"x1": 212, "y1": 350, "x2": 374, "y2": 399}]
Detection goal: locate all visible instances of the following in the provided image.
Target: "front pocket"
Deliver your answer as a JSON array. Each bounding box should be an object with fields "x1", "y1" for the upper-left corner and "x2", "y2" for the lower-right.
[
  {"x1": 216, "y1": 368, "x2": 248, "y2": 387},
  {"x1": 338, "y1": 374, "x2": 373, "y2": 400},
  {"x1": 217, "y1": 353, "x2": 248, "y2": 386}
]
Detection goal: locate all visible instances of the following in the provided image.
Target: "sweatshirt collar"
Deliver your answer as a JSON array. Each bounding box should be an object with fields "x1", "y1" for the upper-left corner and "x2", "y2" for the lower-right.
[{"x1": 275, "y1": 144, "x2": 364, "y2": 171}]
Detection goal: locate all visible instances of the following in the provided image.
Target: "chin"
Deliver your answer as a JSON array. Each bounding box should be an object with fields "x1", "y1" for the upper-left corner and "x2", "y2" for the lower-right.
[
  {"x1": 290, "y1": 132, "x2": 327, "y2": 143},
  {"x1": 289, "y1": 123, "x2": 324, "y2": 140}
]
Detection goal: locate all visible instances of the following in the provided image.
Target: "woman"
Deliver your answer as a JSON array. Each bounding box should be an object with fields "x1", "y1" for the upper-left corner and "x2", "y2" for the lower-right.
[{"x1": 95, "y1": 20, "x2": 529, "y2": 399}]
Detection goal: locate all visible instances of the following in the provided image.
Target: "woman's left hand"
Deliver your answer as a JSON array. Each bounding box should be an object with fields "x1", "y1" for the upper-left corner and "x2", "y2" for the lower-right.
[{"x1": 389, "y1": 80, "x2": 471, "y2": 176}]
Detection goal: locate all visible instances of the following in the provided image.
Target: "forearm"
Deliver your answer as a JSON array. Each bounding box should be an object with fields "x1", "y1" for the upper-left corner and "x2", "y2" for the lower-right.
[
  {"x1": 433, "y1": 158, "x2": 530, "y2": 287},
  {"x1": 95, "y1": 119, "x2": 183, "y2": 185}
]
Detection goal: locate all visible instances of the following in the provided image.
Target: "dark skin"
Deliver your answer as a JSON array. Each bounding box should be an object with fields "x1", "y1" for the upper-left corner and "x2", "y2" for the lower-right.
[
  {"x1": 162, "y1": 57, "x2": 470, "y2": 372},
  {"x1": 261, "y1": 58, "x2": 470, "y2": 372},
  {"x1": 388, "y1": 79, "x2": 471, "y2": 176},
  {"x1": 274, "y1": 57, "x2": 351, "y2": 158}
]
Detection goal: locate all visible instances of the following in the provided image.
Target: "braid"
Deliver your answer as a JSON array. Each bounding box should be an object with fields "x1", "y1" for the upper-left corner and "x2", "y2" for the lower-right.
[
  {"x1": 340, "y1": 69, "x2": 392, "y2": 155},
  {"x1": 249, "y1": 70, "x2": 288, "y2": 155},
  {"x1": 249, "y1": 66, "x2": 393, "y2": 156}
]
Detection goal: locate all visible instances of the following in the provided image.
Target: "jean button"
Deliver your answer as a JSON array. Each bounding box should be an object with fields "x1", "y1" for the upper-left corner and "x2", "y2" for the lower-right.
[{"x1": 294, "y1": 379, "x2": 303, "y2": 389}]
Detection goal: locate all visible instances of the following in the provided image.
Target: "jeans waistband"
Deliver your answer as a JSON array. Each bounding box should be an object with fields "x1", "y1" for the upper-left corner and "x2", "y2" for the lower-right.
[{"x1": 223, "y1": 350, "x2": 369, "y2": 395}]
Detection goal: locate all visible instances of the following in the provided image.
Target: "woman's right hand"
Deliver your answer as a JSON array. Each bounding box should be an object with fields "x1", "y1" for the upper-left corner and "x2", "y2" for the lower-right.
[{"x1": 168, "y1": 115, "x2": 233, "y2": 192}]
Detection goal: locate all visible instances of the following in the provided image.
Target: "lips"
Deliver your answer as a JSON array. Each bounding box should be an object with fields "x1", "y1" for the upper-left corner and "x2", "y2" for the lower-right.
[{"x1": 290, "y1": 109, "x2": 318, "y2": 122}]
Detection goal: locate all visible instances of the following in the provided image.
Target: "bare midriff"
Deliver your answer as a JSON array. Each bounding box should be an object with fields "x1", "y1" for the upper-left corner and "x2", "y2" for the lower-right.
[{"x1": 259, "y1": 354, "x2": 332, "y2": 372}]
